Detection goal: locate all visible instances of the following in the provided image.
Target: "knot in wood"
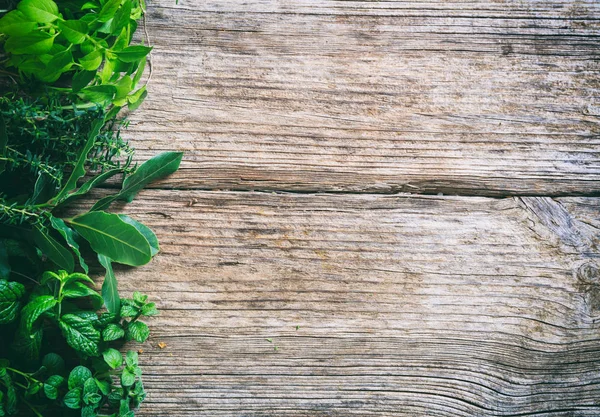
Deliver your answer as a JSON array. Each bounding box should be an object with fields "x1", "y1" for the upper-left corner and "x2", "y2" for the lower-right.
[{"x1": 576, "y1": 262, "x2": 600, "y2": 285}]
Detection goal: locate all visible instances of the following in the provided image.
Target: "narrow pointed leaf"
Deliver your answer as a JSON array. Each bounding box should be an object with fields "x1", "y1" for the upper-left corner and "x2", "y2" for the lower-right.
[
  {"x1": 32, "y1": 226, "x2": 74, "y2": 272},
  {"x1": 50, "y1": 216, "x2": 88, "y2": 273},
  {"x1": 98, "y1": 254, "x2": 119, "y2": 313}
]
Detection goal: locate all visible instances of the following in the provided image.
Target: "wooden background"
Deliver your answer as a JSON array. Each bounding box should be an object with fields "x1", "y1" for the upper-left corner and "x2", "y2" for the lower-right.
[{"x1": 112, "y1": 0, "x2": 600, "y2": 415}]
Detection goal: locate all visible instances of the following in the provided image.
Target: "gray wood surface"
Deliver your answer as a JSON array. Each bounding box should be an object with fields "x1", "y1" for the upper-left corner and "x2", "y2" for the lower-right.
[
  {"x1": 107, "y1": 0, "x2": 600, "y2": 415},
  {"x1": 126, "y1": 0, "x2": 600, "y2": 196}
]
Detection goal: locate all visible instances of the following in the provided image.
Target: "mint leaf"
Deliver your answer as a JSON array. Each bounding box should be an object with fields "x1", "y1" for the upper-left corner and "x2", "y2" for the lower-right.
[
  {"x1": 102, "y1": 323, "x2": 124, "y2": 341},
  {"x1": 68, "y1": 366, "x2": 92, "y2": 390},
  {"x1": 102, "y1": 348, "x2": 122, "y2": 369},
  {"x1": 62, "y1": 281, "x2": 103, "y2": 308},
  {"x1": 42, "y1": 353, "x2": 65, "y2": 375},
  {"x1": 120, "y1": 369, "x2": 135, "y2": 387},
  {"x1": 21, "y1": 295, "x2": 57, "y2": 333},
  {"x1": 63, "y1": 387, "x2": 82, "y2": 409},
  {"x1": 59, "y1": 315, "x2": 101, "y2": 356},
  {"x1": 127, "y1": 321, "x2": 149, "y2": 343},
  {"x1": 0, "y1": 280, "x2": 25, "y2": 325}
]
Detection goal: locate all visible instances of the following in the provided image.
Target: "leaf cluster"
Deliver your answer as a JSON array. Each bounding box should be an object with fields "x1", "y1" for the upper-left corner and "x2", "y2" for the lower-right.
[
  {"x1": 0, "y1": 0, "x2": 150, "y2": 108},
  {"x1": 0, "y1": 271, "x2": 155, "y2": 416}
]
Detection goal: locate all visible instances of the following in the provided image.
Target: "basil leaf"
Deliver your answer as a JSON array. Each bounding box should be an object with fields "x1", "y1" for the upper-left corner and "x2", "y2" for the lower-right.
[
  {"x1": 98, "y1": 254, "x2": 119, "y2": 313},
  {"x1": 0, "y1": 10, "x2": 37, "y2": 36},
  {"x1": 70, "y1": 211, "x2": 152, "y2": 266},
  {"x1": 79, "y1": 50, "x2": 102, "y2": 71},
  {"x1": 50, "y1": 216, "x2": 88, "y2": 274},
  {"x1": 127, "y1": 85, "x2": 147, "y2": 111},
  {"x1": 97, "y1": 0, "x2": 121, "y2": 22},
  {"x1": 80, "y1": 85, "x2": 116, "y2": 105},
  {"x1": 59, "y1": 315, "x2": 100, "y2": 356},
  {"x1": 111, "y1": 0, "x2": 131, "y2": 34},
  {"x1": 58, "y1": 19, "x2": 88, "y2": 44},
  {"x1": 4, "y1": 31, "x2": 55, "y2": 55},
  {"x1": 0, "y1": 280, "x2": 25, "y2": 324},
  {"x1": 32, "y1": 226, "x2": 75, "y2": 272},
  {"x1": 17, "y1": 0, "x2": 60, "y2": 23},
  {"x1": 114, "y1": 45, "x2": 152, "y2": 63}
]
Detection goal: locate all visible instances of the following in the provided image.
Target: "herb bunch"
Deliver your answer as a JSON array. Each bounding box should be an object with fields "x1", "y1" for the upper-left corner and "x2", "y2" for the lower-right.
[{"x1": 0, "y1": 0, "x2": 180, "y2": 415}]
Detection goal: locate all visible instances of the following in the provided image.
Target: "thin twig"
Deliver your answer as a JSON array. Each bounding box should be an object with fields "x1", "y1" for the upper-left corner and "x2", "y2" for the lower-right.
[{"x1": 142, "y1": 5, "x2": 153, "y2": 88}]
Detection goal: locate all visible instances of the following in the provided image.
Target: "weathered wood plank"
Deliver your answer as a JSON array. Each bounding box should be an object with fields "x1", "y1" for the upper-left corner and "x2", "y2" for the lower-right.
[
  {"x1": 98, "y1": 190, "x2": 600, "y2": 416},
  {"x1": 124, "y1": 0, "x2": 600, "y2": 196}
]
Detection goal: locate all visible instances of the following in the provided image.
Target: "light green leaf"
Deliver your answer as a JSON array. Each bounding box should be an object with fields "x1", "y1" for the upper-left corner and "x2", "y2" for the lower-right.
[
  {"x1": 0, "y1": 10, "x2": 37, "y2": 36},
  {"x1": 70, "y1": 212, "x2": 152, "y2": 266},
  {"x1": 32, "y1": 225, "x2": 75, "y2": 272},
  {"x1": 111, "y1": 0, "x2": 131, "y2": 34},
  {"x1": 4, "y1": 31, "x2": 55, "y2": 55},
  {"x1": 59, "y1": 315, "x2": 100, "y2": 356},
  {"x1": 98, "y1": 0, "x2": 121, "y2": 22},
  {"x1": 98, "y1": 254, "x2": 119, "y2": 313},
  {"x1": 120, "y1": 368, "x2": 135, "y2": 387},
  {"x1": 18, "y1": 0, "x2": 60, "y2": 23},
  {"x1": 131, "y1": 54, "x2": 146, "y2": 88},
  {"x1": 114, "y1": 45, "x2": 152, "y2": 63},
  {"x1": 51, "y1": 118, "x2": 103, "y2": 204},
  {"x1": 127, "y1": 85, "x2": 147, "y2": 111},
  {"x1": 58, "y1": 19, "x2": 88, "y2": 44},
  {"x1": 102, "y1": 323, "x2": 124, "y2": 341},
  {"x1": 127, "y1": 321, "x2": 149, "y2": 343},
  {"x1": 102, "y1": 348, "x2": 122, "y2": 369},
  {"x1": 0, "y1": 280, "x2": 25, "y2": 324},
  {"x1": 79, "y1": 50, "x2": 102, "y2": 71},
  {"x1": 80, "y1": 85, "x2": 116, "y2": 105},
  {"x1": 125, "y1": 350, "x2": 138, "y2": 367},
  {"x1": 46, "y1": 49, "x2": 73, "y2": 74},
  {"x1": 21, "y1": 295, "x2": 57, "y2": 334},
  {"x1": 50, "y1": 216, "x2": 88, "y2": 274}
]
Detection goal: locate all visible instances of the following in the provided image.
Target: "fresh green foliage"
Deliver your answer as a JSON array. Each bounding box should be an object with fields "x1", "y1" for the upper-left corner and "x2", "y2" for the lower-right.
[
  {"x1": 0, "y1": 272, "x2": 154, "y2": 416},
  {"x1": 0, "y1": 0, "x2": 182, "y2": 416},
  {"x1": 0, "y1": 0, "x2": 149, "y2": 108}
]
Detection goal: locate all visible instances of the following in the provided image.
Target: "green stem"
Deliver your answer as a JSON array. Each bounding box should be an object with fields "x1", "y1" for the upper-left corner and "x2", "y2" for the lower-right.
[{"x1": 7, "y1": 367, "x2": 42, "y2": 385}]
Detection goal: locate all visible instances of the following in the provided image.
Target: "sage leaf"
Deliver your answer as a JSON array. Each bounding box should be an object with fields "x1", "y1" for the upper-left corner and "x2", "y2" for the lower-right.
[
  {"x1": 0, "y1": 10, "x2": 37, "y2": 36},
  {"x1": 70, "y1": 212, "x2": 152, "y2": 266},
  {"x1": 98, "y1": 254, "x2": 119, "y2": 313},
  {"x1": 58, "y1": 19, "x2": 88, "y2": 44},
  {"x1": 59, "y1": 314, "x2": 100, "y2": 356},
  {"x1": 32, "y1": 226, "x2": 75, "y2": 272},
  {"x1": 17, "y1": 0, "x2": 60, "y2": 23},
  {"x1": 0, "y1": 280, "x2": 25, "y2": 325},
  {"x1": 50, "y1": 216, "x2": 89, "y2": 274}
]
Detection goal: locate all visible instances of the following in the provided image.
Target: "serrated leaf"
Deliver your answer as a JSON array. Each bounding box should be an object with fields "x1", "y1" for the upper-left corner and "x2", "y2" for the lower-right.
[
  {"x1": 127, "y1": 321, "x2": 149, "y2": 343},
  {"x1": 102, "y1": 348, "x2": 122, "y2": 369},
  {"x1": 133, "y1": 291, "x2": 147, "y2": 305},
  {"x1": 50, "y1": 217, "x2": 88, "y2": 274},
  {"x1": 43, "y1": 382, "x2": 58, "y2": 399},
  {"x1": 12, "y1": 325, "x2": 42, "y2": 361},
  {"x1": 63, "y1": 387, "x2": 82, "y2": 408},
  {"x1": 125, "y1": 350, "x2": 138, "y2": 367},
  {"x1": 21, "y1": 295, "x2": 57, "y2": 334},
  {"x1": 141, "y1": 302, "x2": 158, "y2": 316},
  {"x1": 119, "y1": 303, "x2": 137, "y2": 318},
  {"x1": 0, "y1": 10, "x2": 37, "y2": 36},
  {"x1": 83, "y1": 377, "x2": 98, "y2": 395},
  {"x1": 4, "y1": 31, "x2": 55, "y2": 55},
  {"x1": 18, "y1": 0, "x2": 60, "y2": 23},
  {"x1": 0, "y1": 280, "x2": 25, "y2": 325},
  {"x1": 102, "y1": 323, "x2": 124, "y2": 341},
  {"x1": 68, "y1": 366, "x2": 92, "y2": 390},
  {"x1": 32, "y1": 226, "x2": 74, "y2": 272},
  {"x1": 60, "y1": 315, "x2": 100, "y2": 356},
  {"x1": 59, "y1": 19, "x2": 88, "y2": 44}
]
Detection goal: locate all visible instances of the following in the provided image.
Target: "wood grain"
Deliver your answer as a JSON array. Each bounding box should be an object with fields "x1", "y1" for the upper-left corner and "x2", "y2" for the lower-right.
[
  {"x1": 97, "y1": 190, "x2": 600, "y2": 416},
  {"x1": 123, "y1": 0, "x2": 600, "y2": 196}
]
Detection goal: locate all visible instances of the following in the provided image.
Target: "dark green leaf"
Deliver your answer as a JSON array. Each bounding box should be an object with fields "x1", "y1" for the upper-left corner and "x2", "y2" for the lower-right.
[
  {"x1": 59, "y1": 314, "x2": 101, "y2": 356},
  {"x1": 98, "y1": 254, "x2": 119, "y2": 313},
  {"x1": 102, "y1": 323, "x2": 124, "y2": 341},
  {"x1": 58, "y1": 168, "x2": 123, "y2": 206},
  {"x1": 95, "y1": 378, "x2": 110, "y2": 395},
  {"x1": 32, "y1": 226, "x2": 74, "y2": 272},
  {"x1": 4, "y1": 31, "x2": 55, "y2": 55},
  {"x1": 42, "y1": 353, "x2": 65, "y2": 375},
  {"x1": 0, "y1": 280, "x2": 25, "y2": 324},
  {"x1": 102, "y1": 348, "x2": 122, "y2": 369},
  {"x1": 68, "y1": 366, "x2": 92, "y2": 390},
  {"x1": 127, "y1": 321, "x2": 149, "y2": 343},
  {"x1": 0, "y1": 10, "x2": 37, "y2": 36},
  {"x1": 115, "y1": 45, "x2": 152, "y2": 63},
  {"x1": 0, "y1": 115, "x2": 6, "y2": 176},
  {"x1": 63, "y1": 387, "x2": 82, "y2": 409},
  {"x1": 17, "y1": 0, "x2": 60, "y2": 23},
  {"x1": 21, "y1": 295, "x2": 57, "y2": 333},
  {"x1": 12, "y1": 325, "x2": 42, "y2": 361},
  {"x1": 118, "y1": 215, "x2": 159, "y2": 256},
  {"x1": 43, "y1": 382, "x2": 58, "y2": 399},
  {"x1": 51, "y1": 118, "x2": 103, "y2": 204},
  {"x1": 72, "y1": 70, "x2": 96, "y2": 93},
  {"x1": 70, "y1": 212, "x2": 152, "y2": 266},
  {"x1": 83, "y1": 377, "x2": 98, "y2": 395},
  {"x1": 50, "y1": 216, "x2": 88, "y2": 274},
  {"x1": 62, "y1": 281, "x2": 103, "y2": 308},
  {"x1": 58, "y1": 19, "x2": 88, "y2": 44}
]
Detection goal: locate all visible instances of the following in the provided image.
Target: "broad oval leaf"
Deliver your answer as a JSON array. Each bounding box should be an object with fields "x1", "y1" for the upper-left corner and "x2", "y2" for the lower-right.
[
  {"x1": 0, "y1": 10, "x2": 37, "y2": 36},
  {"x1": 70, "y1": 212, "x2": 152, "y2": 266},
  {"x1": 68, "y1": 366, "x2": 92, "y2": 389},
  {"x1": 4, "y1": 31, "x2": 55, "y2": 55},
  {"x1": 58, "y1": 19, "x2": 88, "y2": 44},
  {"x1": 32, "y1": 226, "x2": 74, "y2": 272},
  {"x1": 79, "y1": 50, "x2": 102, "y2": 71},
  {"x1": 60, "y1": 315, "x2": 100, "y2": 357},
  {"x1": 0, "y1": 280, "x2": 25, "y2": 324},
  {"x1": 114, "y1": 45, "x2": 152, "y2": 63},
  {"x1": 18, "y1": 0, "x2": 60, "y2": 23},
  {"x1": 102, "y1": 348, "x2": 122, "y2": 369}
]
